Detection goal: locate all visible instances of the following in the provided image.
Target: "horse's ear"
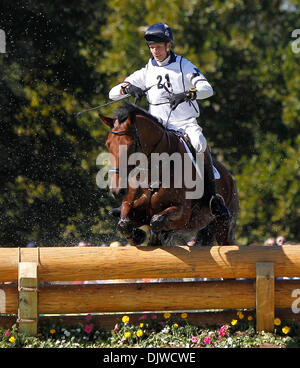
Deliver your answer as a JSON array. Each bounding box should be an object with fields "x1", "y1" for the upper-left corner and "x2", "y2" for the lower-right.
[{"x1": 98, "y1": 114, "x2": 115, "y2": 128}]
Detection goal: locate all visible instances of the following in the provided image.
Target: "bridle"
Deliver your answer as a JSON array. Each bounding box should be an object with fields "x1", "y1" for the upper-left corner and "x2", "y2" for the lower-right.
[
  {"x1": 108, "y1": 121, "x2": 169, "y2": 175},
  {"x1": 108, "y1": 127, "x2": 138, "y2": 175}
]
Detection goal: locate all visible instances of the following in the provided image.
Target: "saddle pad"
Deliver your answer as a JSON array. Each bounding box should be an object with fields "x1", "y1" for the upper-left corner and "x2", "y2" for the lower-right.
[{"x1": 213, "y1": 165, "x2": 221, "y2": 180}]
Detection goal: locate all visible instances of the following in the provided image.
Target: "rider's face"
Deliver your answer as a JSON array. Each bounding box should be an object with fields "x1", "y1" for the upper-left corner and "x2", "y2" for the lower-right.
[{"x1": 149, "y1": 42, "x2": 170, "y2": 62}]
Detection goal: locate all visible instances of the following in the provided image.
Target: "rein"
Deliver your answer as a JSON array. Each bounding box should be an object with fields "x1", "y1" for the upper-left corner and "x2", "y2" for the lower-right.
[{"x1": 76, "y1": 84, "x2": 158, "y2": 117}]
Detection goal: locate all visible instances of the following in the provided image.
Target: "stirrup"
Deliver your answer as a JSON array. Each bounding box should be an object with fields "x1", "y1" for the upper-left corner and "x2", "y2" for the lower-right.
[{"x1": 209, "y1": 194, "x2": 231, "y2": 221}]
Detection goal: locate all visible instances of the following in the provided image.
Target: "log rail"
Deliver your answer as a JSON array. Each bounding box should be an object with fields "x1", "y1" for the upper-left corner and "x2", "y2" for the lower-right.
[{"x1": 0, "y1": 245, "x2": 300, "y2": 335}]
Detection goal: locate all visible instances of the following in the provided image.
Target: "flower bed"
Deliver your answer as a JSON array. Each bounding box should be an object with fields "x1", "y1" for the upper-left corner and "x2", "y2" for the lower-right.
[{"x1": 1, "y1": 311, "x2": 300, "y2": 348}]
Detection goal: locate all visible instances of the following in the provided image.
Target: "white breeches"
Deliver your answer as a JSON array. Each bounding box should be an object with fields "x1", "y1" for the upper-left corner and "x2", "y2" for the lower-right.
[{"x1": 167, "y1": 119, "x2": 207, "y2": 153}]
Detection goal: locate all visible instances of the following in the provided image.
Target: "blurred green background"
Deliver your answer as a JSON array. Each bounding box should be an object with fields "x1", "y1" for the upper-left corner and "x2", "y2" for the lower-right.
[{"x1": 0, "y1": 0, "x2": 299, "y2": 246}]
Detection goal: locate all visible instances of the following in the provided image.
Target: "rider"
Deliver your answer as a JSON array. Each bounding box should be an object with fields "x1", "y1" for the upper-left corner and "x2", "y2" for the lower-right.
[{"x1": 109, "y1": 23, "x2": 230, "y2": 221}]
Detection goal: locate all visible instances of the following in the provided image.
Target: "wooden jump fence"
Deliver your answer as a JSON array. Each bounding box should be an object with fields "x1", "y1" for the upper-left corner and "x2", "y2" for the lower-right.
[{"x1": 1, "y1": 245, "x2": 300, "y2": 336}]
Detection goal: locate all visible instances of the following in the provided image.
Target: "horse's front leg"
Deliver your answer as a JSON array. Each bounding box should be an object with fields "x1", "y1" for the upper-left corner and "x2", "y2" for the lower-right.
[
  {"x1": 117, "y1": 201, "x2": 147, "y2": 245},
  {"x1": 150, "y1": 204, "x2": 190, "y2": 232},
  {"x1": 117, "y1": 201, "x2": 134, "y2": 236}
]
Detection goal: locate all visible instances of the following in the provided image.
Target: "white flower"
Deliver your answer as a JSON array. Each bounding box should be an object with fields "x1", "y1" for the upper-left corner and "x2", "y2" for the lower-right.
[
  {"x1": 227, "y1": 337, "x2": 233, "y2": 345},
  {"x1": 64, "y1": 330, "x2": 71, "y2": 337}
]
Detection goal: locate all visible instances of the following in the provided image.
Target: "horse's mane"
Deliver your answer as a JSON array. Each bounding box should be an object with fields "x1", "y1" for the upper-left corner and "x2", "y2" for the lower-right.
[{"x1": 114, "y1": 102, "x2": 162, "y2": 126}]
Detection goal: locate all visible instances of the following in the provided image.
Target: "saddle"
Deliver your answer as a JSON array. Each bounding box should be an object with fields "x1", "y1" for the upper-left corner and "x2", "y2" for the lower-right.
[
  {"x1": 167, "y1": 128, "x2": 196, "y2": 156},
  {"x1": 166, "y1": 128, "x2": 220, "y2": 179}
]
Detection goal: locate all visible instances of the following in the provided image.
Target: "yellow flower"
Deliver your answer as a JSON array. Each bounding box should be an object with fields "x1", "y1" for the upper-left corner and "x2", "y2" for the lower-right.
[
  {"x1": 9, "y1": 336, "x2": 16, "y2": 343},
  {"x1": 231, "y1": 319, "x2": 238, "y2": 326},
  {"x1": 173, "y1": 323, "x2": 179, "y2": 328},
  {"x1": 181, "y1": 313, "x2": 188, "y2": 319},
  {"x1": 164, "y1": 312, "x2": 171, "y2": 319},
  {"x1": 50, "y1": 329, "x2": 56, "y2": 334},
  {"x1": 122, "y1": 315, "x2": 130, "y2": 323},
  {"x1": 282, "y1": 326, "x2": 291, "y2": 335},
  {"x1": 136, "y1": 329, "x2": 143, "y2": 337},
  {"x1": 237, "y1": 311, "x2": 244, "y2": 319},
  {"x1": 139, "y1": 323, "x2": 144, "y2": 328},
  {"x1": 248, "y1": 316, "x2": 253, "y2": 321},
  {"x1": 274, "y1": 318, "x2": 281, "y2": 326},
  {"x1": 124, "y1": 331, "x2": 131, "y2": 339}
]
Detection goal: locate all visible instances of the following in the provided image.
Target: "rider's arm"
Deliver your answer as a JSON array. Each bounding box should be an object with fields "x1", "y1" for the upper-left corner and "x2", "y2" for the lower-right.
[
  {"x1": 108, "y1": 67, "x2": 147, "y2": 100},
  {"x1": 183, "y1": 60, "x2": 214, "y2": 100},
  {"x1": 192, "y1": 76, "x2": 213, "y2": 100},
  {"x1": 109, "y1": 83, "x2": 126, "y2": 100}
]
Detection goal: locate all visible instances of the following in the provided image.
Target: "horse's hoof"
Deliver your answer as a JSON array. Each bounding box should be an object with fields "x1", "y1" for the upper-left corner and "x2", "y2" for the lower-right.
[
  {"x1": 147, "y1": 230, "x2": 162, "y2": 246},
  {"x1": 117, "y1": 219, "x2": 133, "y2": 236},
  {"x1": 131, "y1": 228, "x2": 146, "y2": 245},
  {"x1": 150, "y1": 213, "x2": 168, "y2": 232}
]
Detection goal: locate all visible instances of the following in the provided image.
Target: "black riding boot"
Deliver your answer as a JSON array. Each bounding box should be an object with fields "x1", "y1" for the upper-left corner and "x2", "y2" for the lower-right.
[
  {"x1": 108, "y1": 207, "x2": 121, "y2": 217},
  {"x1": 204, "y1": 148, "x2": 231, "y2": 221}
]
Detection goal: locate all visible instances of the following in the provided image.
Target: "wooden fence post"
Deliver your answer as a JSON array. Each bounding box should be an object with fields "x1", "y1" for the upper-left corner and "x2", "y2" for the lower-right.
[
  {"x1": 256, "y1": 262, "x2": 274, "y2": 332},
  {"x1": 18, "y1": 262, "x2": 38, "y2": 336}
]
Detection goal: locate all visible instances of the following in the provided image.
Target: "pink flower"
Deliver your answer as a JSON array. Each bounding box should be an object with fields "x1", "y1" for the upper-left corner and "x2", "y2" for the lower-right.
[
  {"x1": 218, "y1": 329, "x2": 226, "y2": 337},
  {"x1": 138, "y1": 314, "x2": 147, "y2": 320},
  {"x1": 5, "y1": 330, "x2": 10, "y2": 337},
  {"x1": 84, "y1": 323, "x2": 94, "y2": 334},
  {"x1": 220, "y1": 325, "x2": 229, "y2": 331},
  {"x1": 218, "y1": 324, "x2": 229, "y2": 337},
  {"x1": 191, "y1": 336, "x2": 198, "y2": 343},
  {"x1": 151, "y1": 315, "x2": 157, "y2": 320},
  {"x1": 113, "y1": 324, "x2": 118, "y2": 333},
  {"x1": 159, "y1": 321, "x2": 164, "y2": 326},
  {"x1": 86, "y1": 314, "x2": 93, "y2": 322},
  {"x1": 203, "y1": 336, "x2": 212, "y2": 345}
]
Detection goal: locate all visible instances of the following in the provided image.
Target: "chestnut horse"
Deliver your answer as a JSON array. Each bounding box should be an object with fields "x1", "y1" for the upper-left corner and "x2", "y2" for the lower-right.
[{"x1": 100, "y1": 102, "x2": 238, "y2": 246}]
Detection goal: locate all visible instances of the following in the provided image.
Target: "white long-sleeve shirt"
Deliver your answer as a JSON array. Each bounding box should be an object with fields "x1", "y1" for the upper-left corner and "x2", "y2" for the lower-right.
[{"x1": 109, "y1": 51, "x2": 213, "y2": 127}]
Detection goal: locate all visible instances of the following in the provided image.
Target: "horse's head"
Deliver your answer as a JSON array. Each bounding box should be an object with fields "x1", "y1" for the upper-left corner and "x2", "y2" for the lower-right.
[{"x1": 99, "y1": 104, "x2": 137, "y2": 200}]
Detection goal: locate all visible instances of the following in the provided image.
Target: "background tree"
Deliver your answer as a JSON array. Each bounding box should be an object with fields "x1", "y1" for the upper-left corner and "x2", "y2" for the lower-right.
[
  {"x1": 0, "y1": 0, "x2": 299, "y2": 246},
  {"x1": 0, "y1": 0, "x2": 119, "y2": 246},
  {"x1": 100, "y1": 0, "x2": 300, "y2": 244}
]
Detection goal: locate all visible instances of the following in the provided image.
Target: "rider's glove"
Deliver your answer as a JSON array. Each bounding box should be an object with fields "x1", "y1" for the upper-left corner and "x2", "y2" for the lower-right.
[
  {"x1": 169, "y1": 88, "x2": 197, "y2": 110},
  {"x1": 122, "y1": 83, "x2": 145, "y2": 99}
]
